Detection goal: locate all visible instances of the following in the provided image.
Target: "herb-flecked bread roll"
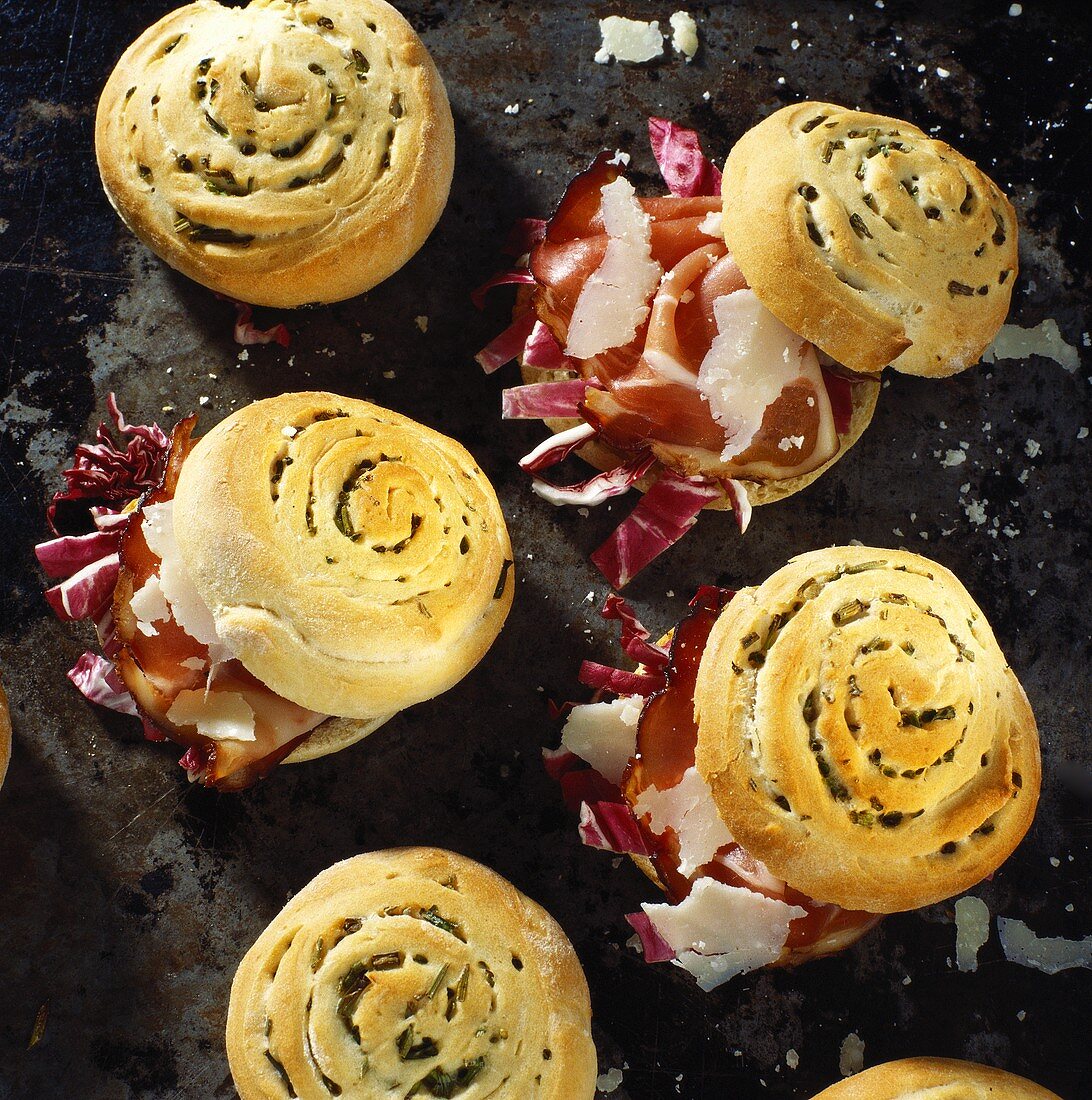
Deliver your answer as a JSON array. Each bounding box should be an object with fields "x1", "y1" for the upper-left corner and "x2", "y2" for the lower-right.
[
  {"x1": 95, "y1": 0, "x2": 454, "y2": 306},
  {"x1": 172, "y1": 392, "x2": 514, "y2": 722},
  {"x1": 810, "y1": 1057, "x2": 1061, "y2": 1099},
  {"x1": 723, "y1": 102, "x2": 1018, "y2": 377},
  {"x1": 226, "y1": 849, "x2": 598, "y2": 1099},
  {"x1": 694, "y1": 545, "x2": 1040, "y2": 913}
]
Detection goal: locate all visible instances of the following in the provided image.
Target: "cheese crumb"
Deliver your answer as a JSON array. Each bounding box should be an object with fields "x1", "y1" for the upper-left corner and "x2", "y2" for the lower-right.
[
  {"x1": 596, "y1": 1068, "x2": 624, "y2": 1093},
  {"x1": 941, "y1": 449, "x2": 966, "y2": 467},
  {"x1": 839, "y1": 1032, "x2": 865, "y2": 1077},
  {"x1": 998, "y1": 917, "x2": 1092, "y2": 974},
  {"x1": 1025, "y1": 439, "x2": 1041, "y2": 457},
  {"x1": 982, "y1": 319, "x2": 1079, "y2": 372},
  {"x1": 594, "y1": 16, "x2": 663, "y2": 64},
  {"x1": 1009, "y1": 2, "x2": 1023, "y2": 14},
  {"x1": 669, "y1": 11, "x2": 699, "y2": 59},
  {"x1": 282, "y1": 426, "x2": 297, "y2": 438},
  {"x1": 955, "y1": 896, "x2": 990, "y2": 972},
  {"x1": 785, "y1": 1049, "x2": 799, "y2": 1070}
]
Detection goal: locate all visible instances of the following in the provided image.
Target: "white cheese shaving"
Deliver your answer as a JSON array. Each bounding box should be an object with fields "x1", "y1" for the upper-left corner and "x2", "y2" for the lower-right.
[
  {"x1": 696, "y1": 289, "x2": 820, "y2": 461},
  {"x1": 669, "y1": 11, "x2": 699, "y2": 59},
  {"x1": 594, "y1": 16, "x2": 664, "y2": 64},
  {"x1": 697, "y1": 210, "x2": 722, "y2": 237},
  {"x1": 167, "y1": 689, "x2": 257, "y2": 742},
  {"x1": 141, "y1": 500, "x2": 233, "y2": 665},
  {"x1": 129, "y1": 575, "x2": 171, "y2": 637},
  {"x1": 839, "y1": 1032, "x2": 865, "y2": 1077},
  {"x1": 982, "y1": 319, "x2": 1079, "y2": 372},
  {"x1": 643, "y1": 878, "x2": 805, "y2": 991},
  {"x1": 998, "y1": 917, "x2": 1092, "y2": 974},
  {"x1": 565, "y1": 177, "x2": 662, "y2": 360},
  {"x1": 954, "y1": 895, "x2": 991, "y2": 972},
  {"x1": 633, "y1": 766, "x2": 733, "y2": 876},
  {"x1": 560, "y1": 696, "x2": 642, "y2": 785}
]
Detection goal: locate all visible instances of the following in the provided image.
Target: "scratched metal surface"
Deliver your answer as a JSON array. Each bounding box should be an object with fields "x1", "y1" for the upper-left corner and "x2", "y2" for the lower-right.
[{"x1": 0, "y1": 1, "x2": 1090, "y2": 1097}]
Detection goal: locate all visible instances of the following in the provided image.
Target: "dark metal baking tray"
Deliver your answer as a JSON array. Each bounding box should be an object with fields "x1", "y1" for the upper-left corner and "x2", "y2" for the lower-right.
[{"x1": 1, "y1": 1, "x2": 1089, "y2": 1096}]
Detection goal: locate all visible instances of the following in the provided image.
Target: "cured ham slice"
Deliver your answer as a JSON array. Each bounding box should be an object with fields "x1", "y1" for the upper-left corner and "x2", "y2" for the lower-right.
[{"x1": 530, "y1": 158, "x2": 844, "y2": 480}]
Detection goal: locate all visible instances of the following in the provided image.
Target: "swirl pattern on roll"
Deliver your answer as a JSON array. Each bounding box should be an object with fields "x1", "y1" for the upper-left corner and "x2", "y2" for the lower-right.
[
  {"x1": 227, "y1": 849, "x2": 597, "y2": 1100},
  {"x1": 95, "y1": 0, "x2": 454, "y2": 306},
  {"x1": 723, "y1": 101, "x2": 1018, "y2": 377},
  {"x1": 694, "y1": 546, "x2": 1039, "y2": 913},
  {"x1": 173, "y1": 393, "x2": 513, "y2": 719}
]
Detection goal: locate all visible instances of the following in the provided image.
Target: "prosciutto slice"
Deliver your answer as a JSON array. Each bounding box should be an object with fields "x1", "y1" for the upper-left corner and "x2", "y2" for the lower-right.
[{"x1": 530, "y1": 156, "x2": 844, "y2": 479}]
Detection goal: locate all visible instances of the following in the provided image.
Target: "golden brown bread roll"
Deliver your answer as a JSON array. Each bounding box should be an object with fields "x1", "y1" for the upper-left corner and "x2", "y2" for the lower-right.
[
  {"x1": 694, "y1": 545, "x2": 1040, "y2": 913},
  {"x1": 95, "y1": 0, "x2": 454, "y2": 306},
  {"x1": 226, "y1": 849, "x2": 598, "y2": 1099},
  {"x1": 173, "y1": 392, "x2": 514, "y2": 723},
  {"x1": 723, "y1": 102, "x2": 1018, "y2": 377},
  {"x1": 810, "y1": 1057, "x2": 1061, "y2": 1100}
]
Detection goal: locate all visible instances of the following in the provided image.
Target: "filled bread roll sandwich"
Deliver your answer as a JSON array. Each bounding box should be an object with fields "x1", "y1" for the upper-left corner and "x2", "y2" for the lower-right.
[
  {"x1": 810, "y1": 1057, "x2": 1060, "y2": 1100},
  {"x1": 477, "y1": 105, "x2": 1018, "y2": 587},
  {"x1": 549, "y1": 546, "x2": 1039, "y2": 990},
  {"x1": 227, "y1": 848, "x2": 598, "y2": 1099},
  {"x1": 95, "y1": 0, "x2": 454, "y2": 306},
  {"x1": 38, "y1": 393, "x2": 514, "y2": 790}
]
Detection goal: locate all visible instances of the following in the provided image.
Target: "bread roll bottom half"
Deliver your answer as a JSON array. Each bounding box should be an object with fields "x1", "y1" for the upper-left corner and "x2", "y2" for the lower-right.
[{"x1": 227, "y1": 849, "x2": 598, "y2": 1099}]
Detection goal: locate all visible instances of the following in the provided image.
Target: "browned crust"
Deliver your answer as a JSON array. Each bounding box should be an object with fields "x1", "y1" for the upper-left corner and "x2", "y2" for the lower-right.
[
  {"x1": 95, "y1": 0, "x2": 454, "y2": 307},
  {"x1": 723, "y1": 101, "x2": 1018, "y2": 377},
  {"x1": 810, "y1": 1057, "x2": 1061, "y2": 1100},
  {"x1": 693, "y1": 546, "x2": 1041, "y2": 913},
  {"x1": 226, "y1": 848, "x2": 597, "y2": 1099}
]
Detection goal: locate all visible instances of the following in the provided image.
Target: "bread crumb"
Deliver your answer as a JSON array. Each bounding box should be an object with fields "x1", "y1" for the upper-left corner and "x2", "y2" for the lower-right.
[
  {"x1": 941, "y1": 448, "x2": 966, "y2": 467},
  {"x1": 1009, "y1": 2, "x2": 1023, "y2": 14},
  {"x1": 785, "y1": 1049, "x2": 799, "y2": 1070},
  {"x1": 360, "y1": 332, "x2": 374, "y2": 345},
  {"x1": 595, "y1": 16, "x2": 663, "y2": 64},
  {"x1": 669, "y1": 11, "x2": 699, "y2": 59},
  {"x1": 1025, "y1": 439, "x2": 1041, "y2": 457},
  {"x1": 596, "y1": 1067, "x2": 625, "y2": 1093},
  {"x1": 504, "y1": 103, "x2": 520, "y2": 115}
]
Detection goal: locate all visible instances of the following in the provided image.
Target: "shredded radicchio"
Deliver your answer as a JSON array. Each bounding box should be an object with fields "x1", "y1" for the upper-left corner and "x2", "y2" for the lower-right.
[
  {"x1": 475, "y1": 310, "x2": 538, "y2": 374},
  {"x1": 501, "y1": 378, "x2": 599, "y2": 420},
  {"x1": 601, "y1": 594, "x2": 669, "y2": 669},
  {"x1": 218, "y1": 296, "x2": 291, "y2": 348},
  {"x1": 471, "y1": 269, "x2": 536, "y2": 311},
  {"x1": 530, "y1": 453, "x2": 655, "y2": 508},
  {"x1": 578, "y1": 800, "x2": 653, "y2": 856},
  {"x1": 647, "y1": 117, "x2": 723, "y2": 198},
  {"x1": 591, "y1": 470, "x2": 723, "y2": 589},
  {"x1": 578, "y1": 661, "x2": 665, "y2": 697},
  {"x1": 46, "y1": 394, "x2": 169, "y2": 534},
  {"x1": 36, "y1": 397, "x2": 171, "y2": 743},
  {"x1": 522, "y1": 321, "x2": 574, "y2": 371},
  {"x1": 625, "y1": 911, "x2": 677, "y2": 963}
]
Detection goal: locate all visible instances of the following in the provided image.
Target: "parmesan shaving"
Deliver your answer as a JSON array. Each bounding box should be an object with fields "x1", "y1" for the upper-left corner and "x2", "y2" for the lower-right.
[
  {"x1": 669, "y1": 11, "x2": 699, "y2": 59},
  {"x1": 594, "y1": 16, "x2": 664, "y2": 64},
  {"x1": 129, "y1": 575, "x2": 170, "y2": 637},
  {"x1": 141, "y1": 500, "x2": 233, "y2": 665},
  {"x1": 561, "y1": 696, "x2": 642, "y2": 785},
  {"x1": 633, "y1": 766, "x2": 734, "y2": 876},
  {"x1": 167, "y1": 689, "x2": 257, "y2": 742},
  {"x1": 982, "y1": 319, "x2": 1079, "y2": 372},
  {"x1": 998, "y1": 917, "x2": 1092, "y2": 975},
  {"x1": 696, "y1": 289, "x2": 822, "y2": 461},
  {"x1": 643, "y1": 878, "x2": 805, "y2": 991},
  {"x1": 566, "y1": 177, "x2": 662, "y2": 359},
  {"x1": 954, "y1": 895, "x2": 991, "y2": 972},
  {"x1": 697, "y1": 210, "x2": 722, "y2": 237}
]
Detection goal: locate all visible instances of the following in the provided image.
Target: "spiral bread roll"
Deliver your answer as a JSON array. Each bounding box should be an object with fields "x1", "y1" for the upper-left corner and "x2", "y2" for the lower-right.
[
  {"x1": 172, "y1": 393, "x2": 513, "y2": 723},
  {"x1": 227, "y1": 849, "x2": 598, "y2": 1099},
  {"x1": 95, "y1": 0, "x2": 454, "y2": 306},
  {"x1": 723, "y1": 102, "x2": 1018, "y2": 377},
  {"x1": 694, "y1": 546, "x2": 1039, "y2": 914},
  {"x1": 810, "y1": 1057, "x2": 1061, "y2": 1100}
]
